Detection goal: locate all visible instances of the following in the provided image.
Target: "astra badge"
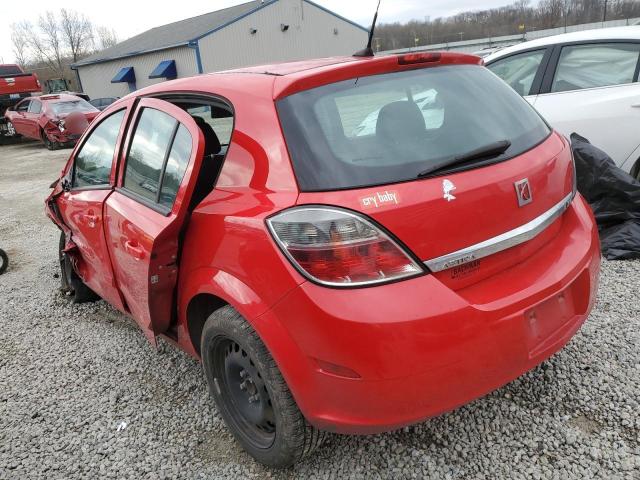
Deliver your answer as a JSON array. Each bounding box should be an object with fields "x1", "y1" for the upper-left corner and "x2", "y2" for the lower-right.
[
  {"x1": 442, "y1": 179, "x2": 456, "y2": 202},
  {"x1": 514, "y1": 178, "x2": 533, "y2": 207}
]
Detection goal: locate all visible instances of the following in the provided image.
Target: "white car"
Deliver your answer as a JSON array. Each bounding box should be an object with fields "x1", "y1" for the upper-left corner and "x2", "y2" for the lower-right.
[{"x1": 485, "y1": 26, "x2": 640, "y2": 179}]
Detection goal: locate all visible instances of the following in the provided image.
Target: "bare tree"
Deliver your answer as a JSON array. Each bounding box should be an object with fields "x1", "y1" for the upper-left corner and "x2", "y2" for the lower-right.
[
  {"x1": 60, "y1": 9, "x2": 94, "y2": 62},
  {"x1": 22, "y1": 12, "x2": 67, "y2": 77},
  {"x1": 10, "y1": 24, "x2": 30, "y2": 66},
  {"x1": 95, "y1": 26, "x2": 119, "y2": 50}
]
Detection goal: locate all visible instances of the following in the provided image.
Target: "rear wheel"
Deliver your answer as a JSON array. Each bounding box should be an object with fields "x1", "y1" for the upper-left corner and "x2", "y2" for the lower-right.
[
  {"x1": 201, "y1": 306, "x2": 326, "y2": 467},
  {"x1": 0, "y1": 249, "x2": 8, "y2": 275},
  {"x1": 58, "y1": 232, "x2": 98, "y2": 303},
  {"x1": 42, "y1": 129, "x2": 57, "y2": 150}
]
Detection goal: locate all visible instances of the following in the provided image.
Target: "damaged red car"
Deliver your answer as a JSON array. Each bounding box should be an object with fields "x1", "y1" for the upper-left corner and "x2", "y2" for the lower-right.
[
  {"x1": 45, "y1": 52, "x2": 600, "y2": 467},
  {"x1": 5, "y1": 93, "x2": 99, "y2": 150}
]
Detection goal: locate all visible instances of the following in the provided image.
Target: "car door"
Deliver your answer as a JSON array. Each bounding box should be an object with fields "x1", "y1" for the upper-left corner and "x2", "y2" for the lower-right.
[
  {"x1": 26, "y1": 99, "x2": 42, "y2": 138},
  {"x1": 104, "y1": 98, "x2": 204, "y2": 343},
  {"x1": 486, "y1": 48, "x2": 552, "y2": 105},
  {"x1": 534, "y1": 41, "x2": 640, "y2": 168},
  {"x1": 55, "y1": 105, "x2": 132, "y2": 311},
  {"x1": 11, "y1": 99, "x2": 31, "y2": 136}
]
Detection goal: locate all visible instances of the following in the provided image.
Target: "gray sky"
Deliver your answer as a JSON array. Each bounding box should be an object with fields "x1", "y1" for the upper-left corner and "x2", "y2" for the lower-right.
[{"x1": 0, "y1": 0, "x2": 513, "y2": 64}]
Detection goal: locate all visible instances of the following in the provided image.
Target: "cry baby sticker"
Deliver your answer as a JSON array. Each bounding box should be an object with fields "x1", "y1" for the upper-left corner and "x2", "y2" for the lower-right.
[{"x1": 359, "y1": 190, "x2": 400, "y2": 209}]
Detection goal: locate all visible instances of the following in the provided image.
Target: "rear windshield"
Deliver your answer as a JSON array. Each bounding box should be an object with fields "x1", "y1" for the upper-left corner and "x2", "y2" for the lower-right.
[
  {"x1": 277, "y1": 64, "x2": 551, "y2": 191},
  {"x1": 51, "y1": 100, "x2": 96, "y2": 115},
  {"x1": 0, "y1": 65, "x2": 22, "y2": 76}
]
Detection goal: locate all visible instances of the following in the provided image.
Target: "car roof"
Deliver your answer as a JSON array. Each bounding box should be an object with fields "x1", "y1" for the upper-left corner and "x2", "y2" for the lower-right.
[
  {"x1": 136, "y1": 52, "x2": 482, "y2": 101},
  {"x1": 485, "y1": 25, "x2": 640, "y2": 62}
]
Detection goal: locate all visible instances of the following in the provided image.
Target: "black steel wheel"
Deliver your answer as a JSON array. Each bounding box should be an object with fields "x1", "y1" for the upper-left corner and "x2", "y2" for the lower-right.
[
  {"x1": 0, "y1": 249, "x2": 8, "y2": 275},
  {"x1": 214, "y1": 337, "x2": 276, "y2": 449},
  {"x1": 201, "y1": 306, "x2": 326, "y2": 467}
]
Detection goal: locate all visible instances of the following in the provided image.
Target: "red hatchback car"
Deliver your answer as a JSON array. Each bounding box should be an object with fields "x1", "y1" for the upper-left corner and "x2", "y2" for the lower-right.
[
  {"x1": 5, "y1": 93, "x2": 99, "y2": 150},
  {"x1": 45, "y1": 52, "x2": 600, "y2": 467}
]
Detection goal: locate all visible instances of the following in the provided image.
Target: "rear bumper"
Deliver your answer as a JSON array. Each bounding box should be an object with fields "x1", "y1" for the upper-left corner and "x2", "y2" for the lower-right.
[{"x1": 262, "y1": 195, "x2": 600, "y2": 434}]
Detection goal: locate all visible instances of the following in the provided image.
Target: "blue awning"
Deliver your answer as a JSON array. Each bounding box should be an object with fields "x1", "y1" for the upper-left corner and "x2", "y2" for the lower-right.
[
  {"x1": 111, "y1": 67, "x2": 136, "y2": 83},
  {"x1": 149, "y1": 60, "x2": 177, "y2": 79}
]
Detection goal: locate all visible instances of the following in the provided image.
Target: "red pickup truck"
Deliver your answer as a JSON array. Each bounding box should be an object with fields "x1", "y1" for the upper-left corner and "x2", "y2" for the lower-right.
[{"x1": 0, "y1": 64, "x2": 41, "y2": 137}]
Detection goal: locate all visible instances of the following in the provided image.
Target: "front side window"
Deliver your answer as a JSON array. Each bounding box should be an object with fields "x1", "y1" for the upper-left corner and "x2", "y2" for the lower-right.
[
  {"x1": 123, "y1": 108, "x2": 192, "y2": 209},
  {"x1": 73, "y1": 110, "x2": 125, "y2": 188},
  {"x1": 16, "y1": 100, "x2": 30, "y2": 112},
  {"x1": 487, "y1": 50, "x2": 545, "y2": 96},
  {"x1": 551, "y1": 43, "x2": 640, "y2": 93},
  {"x1": 277, "y1": 65, "x2": 550, "y2": 191}
]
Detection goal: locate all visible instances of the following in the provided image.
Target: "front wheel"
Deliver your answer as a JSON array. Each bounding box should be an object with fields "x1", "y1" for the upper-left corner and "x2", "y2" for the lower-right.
[
  {"x1": 201, "y1": 306, "x2": 326, "y2": 467},
  {"x1": 42, "y1": 130, "x2": 57, "y2": 150},
  {"x1": 58, "y1": 232, "x2": 98, "y2": 303}
]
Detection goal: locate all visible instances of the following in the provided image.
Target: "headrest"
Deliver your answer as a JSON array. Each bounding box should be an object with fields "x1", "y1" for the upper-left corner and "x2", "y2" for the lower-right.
[
  {"x1": 376, "y1": 101, "x2": 426, "y2": 145},
  {"x1": 191, "y1": 115, "x2": 221, "y2": 156}
]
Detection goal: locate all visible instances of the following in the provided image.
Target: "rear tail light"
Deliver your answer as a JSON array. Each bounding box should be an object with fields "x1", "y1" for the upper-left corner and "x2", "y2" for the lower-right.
[{"x1": 267, "y1": 207, "x2": 423, "y2": 287}]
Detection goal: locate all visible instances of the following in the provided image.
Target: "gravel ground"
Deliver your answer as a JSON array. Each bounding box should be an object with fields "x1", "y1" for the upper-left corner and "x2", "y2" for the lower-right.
[{"x1": 0, "y1": 140, "x2": 639, "y2": 479}]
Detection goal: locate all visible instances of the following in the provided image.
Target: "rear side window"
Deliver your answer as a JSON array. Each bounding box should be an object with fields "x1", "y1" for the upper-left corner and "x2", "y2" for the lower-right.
[
  {"x1": 0, "y1": 65, "x2": 22, "y2": 75},
  {"x1": 73, "y1": 110, "x2": 125, "y2": 188},
  {"x1": 28, "y1": 100, "x2": 42, "y2": 114},
  {"x1": 277, "y1": 65, "x2": 550, "y2": 191},
  {"x1": 123, "y1": 108, "x2": 192, "y2": 208},
  {"x1": 487, "y1": 50, "x2": 545, "y2": 96},
  {"x1": 551, "y1": 43, "x2": 640, "y2": 93}
]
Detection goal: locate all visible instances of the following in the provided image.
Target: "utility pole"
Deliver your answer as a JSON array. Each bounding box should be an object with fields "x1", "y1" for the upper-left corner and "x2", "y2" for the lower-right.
[{"x1": 603, "y1": 0, "x2": 608, "y2": 22}]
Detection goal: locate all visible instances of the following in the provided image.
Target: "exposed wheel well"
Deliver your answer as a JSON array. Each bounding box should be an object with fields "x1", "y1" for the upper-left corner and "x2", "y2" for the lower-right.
[{"x1": 186, "y1": 293, "x2": 228, "y2": 355}]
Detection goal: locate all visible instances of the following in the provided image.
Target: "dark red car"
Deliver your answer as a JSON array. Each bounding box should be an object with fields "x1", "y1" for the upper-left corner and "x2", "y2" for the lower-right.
[
  {"x1": 45, "y1": 52, "x2": 600, "y2": 467},
  {"x1": 5, "y1": 93, "x2": 99, "y2": 149}
]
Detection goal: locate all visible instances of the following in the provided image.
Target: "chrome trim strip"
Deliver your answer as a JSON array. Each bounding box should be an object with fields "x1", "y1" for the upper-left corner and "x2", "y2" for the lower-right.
[{"x1": 424, "y1": 193, "x2": 575, "y2": 272}]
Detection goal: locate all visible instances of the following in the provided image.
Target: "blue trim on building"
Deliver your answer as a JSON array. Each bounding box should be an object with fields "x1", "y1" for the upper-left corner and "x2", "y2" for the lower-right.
[
  {"x1": 72, "y1": 43, "x2": 189, "y2": 68},
  {"x1": 302, "y1": 0, "x2": 368, "y2": 32},
  {"x1": 111, "y1": 66, "x2": 136, "y2": 83},
  {"x1": 188, "y1": 41, "x2": 204, "y2": 74},
  {"x1": 190, "y1": 0, "x2": 280, "y2": 42},
  {"x1": 149, "y1": 59, "x2": 177, "y2": 79}
]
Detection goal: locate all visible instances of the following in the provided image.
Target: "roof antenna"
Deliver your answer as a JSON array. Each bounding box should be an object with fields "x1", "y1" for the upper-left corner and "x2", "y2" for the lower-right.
[{"x1": 353, "y1": 0, "x2": 381, "y2": 57}]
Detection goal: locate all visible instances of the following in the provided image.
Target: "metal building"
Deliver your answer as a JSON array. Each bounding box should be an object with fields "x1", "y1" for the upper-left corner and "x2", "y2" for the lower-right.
[{"x1": 72, "y1": 0, "x2": 368, "y2": 99}]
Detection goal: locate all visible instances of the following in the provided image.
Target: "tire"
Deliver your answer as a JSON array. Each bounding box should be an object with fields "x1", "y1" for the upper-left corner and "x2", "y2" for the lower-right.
[
  {"x1": 6, "y1": 121, "x2": 20, "y2": 138},
  {"x1": 42, "y1": 129, "x2": 57, "y2": 150},
  {"x1": 0, "y1": 249, "x2": 8, "y2": 275},
  {"x1": 201, "y1": 306, "x2": 326, "y2": 467},
  {"x1": 58, "y1": 232, "x2": 98, "y2": 303}
]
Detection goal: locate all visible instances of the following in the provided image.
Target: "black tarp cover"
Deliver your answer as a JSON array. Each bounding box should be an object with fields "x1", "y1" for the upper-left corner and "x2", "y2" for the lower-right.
[{"x1": 571, "y1": 133, "x2": 640, "y2": 260}]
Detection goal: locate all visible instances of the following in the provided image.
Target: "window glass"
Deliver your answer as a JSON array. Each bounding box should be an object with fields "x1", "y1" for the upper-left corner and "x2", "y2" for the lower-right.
[
  {"x1": 28, "y1": 100, "x2": 42, "y2": 114},
  {"x1": 159, "y1": 124, "x2": 192, "y2": 208},
  {"x1": 51, "y1": 99, "x2": 98, "y2": 115},
  {"x1": 185, "y1": 105, "x2": 233, "y2": 145},
  {"x1": 16, "y1": 100, "x2": 30, "y2": 112},
  {"x1": 487, "y1": 50, "x2": 545, "y2": 96},
  {"x1": 551, "y1": 43, "x2": 640, "y2": 93},
  {"x1": 73, "y1": 110, "x2": 125, "y2": 187},
  {"x1": 277, "y1": 65, "x2": 550, "y2": 191},
  {"x1": 124, "y1": 108, "x2": 177, "y2": 202}
]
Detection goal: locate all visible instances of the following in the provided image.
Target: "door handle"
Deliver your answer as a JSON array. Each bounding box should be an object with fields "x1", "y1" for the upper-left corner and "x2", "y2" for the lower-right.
[{"x1": 124, "y1": 240, "x2": 145, "y2": 260}]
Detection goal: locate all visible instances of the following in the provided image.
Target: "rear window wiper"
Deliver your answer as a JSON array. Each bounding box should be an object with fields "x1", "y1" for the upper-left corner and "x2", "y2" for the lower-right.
[{"x1": 417, "y1": 140, "x2": 512, "y2": 178}]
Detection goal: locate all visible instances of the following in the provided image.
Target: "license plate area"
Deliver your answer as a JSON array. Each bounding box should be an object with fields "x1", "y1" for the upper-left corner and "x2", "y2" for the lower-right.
[{"x1": 524, "y1": 269, "x2": 590, "y2": 357}]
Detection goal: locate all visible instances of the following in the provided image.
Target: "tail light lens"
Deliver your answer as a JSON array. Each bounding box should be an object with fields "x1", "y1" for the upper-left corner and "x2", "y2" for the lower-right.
[{"x1": 267, "y1": 207, "x2": 423, "y2": 287}]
